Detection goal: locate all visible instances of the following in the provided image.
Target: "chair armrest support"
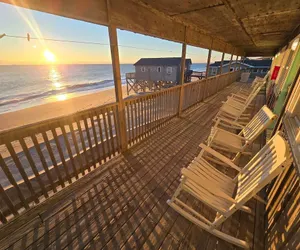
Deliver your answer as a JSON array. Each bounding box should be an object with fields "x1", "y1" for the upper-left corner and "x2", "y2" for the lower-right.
[{"x1": 199, "y1": 143, "x2": 241, "y2": 172}]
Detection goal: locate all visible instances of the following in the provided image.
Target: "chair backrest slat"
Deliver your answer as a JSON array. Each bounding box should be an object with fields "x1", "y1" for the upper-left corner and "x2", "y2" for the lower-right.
[
  {"x1": 235, "y1": 132, "x2": 290, "y2": 203},
  {"x1": 217, "y1": 80, "x2": 265, "y2": 121},
  {"x1": 241, "y1": 105, "x2": 276, "y2": 142},
  {"x1": 243, "y1": 81, "x2": 265, "y2": 106}
]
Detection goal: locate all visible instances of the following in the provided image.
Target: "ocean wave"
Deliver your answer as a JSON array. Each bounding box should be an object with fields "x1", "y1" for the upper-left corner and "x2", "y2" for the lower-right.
[{"x1": 0, "y1": 79, "x2": 124, "y2": 107}]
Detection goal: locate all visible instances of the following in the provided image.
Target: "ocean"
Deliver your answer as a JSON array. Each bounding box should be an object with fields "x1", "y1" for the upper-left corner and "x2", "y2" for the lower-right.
[{"x1": 0, "y1": 63, "x2": 206, "y2": 114}]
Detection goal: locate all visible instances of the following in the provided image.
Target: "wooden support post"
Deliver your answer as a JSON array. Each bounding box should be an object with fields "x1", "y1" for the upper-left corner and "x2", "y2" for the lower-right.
[
  {"x1": 203, "y1": 48, "x2": 212, "y2": 97},
  {"x1": 178, "y1": 28, "x2": 187, "y2": 116},
  {"x1": 229, "y1": 53, "x2": 234, "y2": 72},
  {"x1": 241, "y1": 56, "x2": 246, "y2": 70},
  {"x1": 206, "y1": 49, "x2": 212, "y2": 79},
  {"x1": 108, "y1": 25, "x2": 128, "y2": 151},
  {"x1": 235, "y1": 55, "x2": 239, "y2": 71},
  {"x1": 220, "y1": 52, "x2": 225, "y2": 75}
]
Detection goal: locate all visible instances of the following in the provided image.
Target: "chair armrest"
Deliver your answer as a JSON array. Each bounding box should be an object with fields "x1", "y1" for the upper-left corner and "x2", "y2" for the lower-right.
[
  {"x1": 215, "y1": 117, "x2": 245, "y2": 129},
  {"x1": 222, "y1": 101, "x2": 243, "y2": 111},
  {"x1": 199, "y1": 143, "x2": 241, "y2": 172},
  {"x1": 231, "y1": 93, "x2": 248, "y2": 100},
  {"x1": 227, "y1": 97, "x2": 246, "y2": 106},
  {"x1": 181, "y1": 168, "x2": 237, "y2": 204},
  {"x1": 215, "y1": 128, "x2": 247, "y2": 142}
]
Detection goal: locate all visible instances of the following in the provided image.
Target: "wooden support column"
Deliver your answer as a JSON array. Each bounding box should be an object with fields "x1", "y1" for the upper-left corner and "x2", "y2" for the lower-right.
[
  {"x1": 241, "y1": 56, "x2": 246, "y2": 70},
  {"x1": 108, "y1": 25, "x2": 128, "y2": 151},
  {"x1": 220, "y1": 52, "x2": 225, "y2": 75},
  {"x1": 205, "y1": 49, "x2": 212, "y2": 79},
  {"x1": 178, "y1": 28, "x2": 187, "y2": 116},
  {"x1": 235, "y1": 55, "x2": 239, "y2": 71},
  {"x1": 229, "y1": 53, "x2": 234, "y2": 72},
  {"x1": 203, "y1": 48, "x2": 212, "y2": 97}
]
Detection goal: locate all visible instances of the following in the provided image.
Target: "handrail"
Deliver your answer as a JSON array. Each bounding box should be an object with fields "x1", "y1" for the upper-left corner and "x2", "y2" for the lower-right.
[
  {"x1": 0, "y1": 70, "x2": 241, "y2": 224},
  {"x1": 0, "y1": 102, "x2": 118, "y2": 138}
]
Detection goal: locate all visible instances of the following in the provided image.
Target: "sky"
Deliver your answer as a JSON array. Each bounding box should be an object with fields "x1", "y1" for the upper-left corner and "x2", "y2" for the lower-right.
[{"x1": 0, "y1": 2, "x2": 223, "y2": 65}]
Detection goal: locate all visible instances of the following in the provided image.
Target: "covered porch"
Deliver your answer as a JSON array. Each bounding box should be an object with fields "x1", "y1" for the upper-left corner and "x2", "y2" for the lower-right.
[{"x1": 0, "y1": 0, "x2": 299, "y2": 249}]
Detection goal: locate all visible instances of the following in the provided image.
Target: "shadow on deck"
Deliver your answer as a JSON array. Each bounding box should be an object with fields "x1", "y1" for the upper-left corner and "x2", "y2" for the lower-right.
[{"x1": 0, "y1": 83, "x2": 265, "y2": 250}]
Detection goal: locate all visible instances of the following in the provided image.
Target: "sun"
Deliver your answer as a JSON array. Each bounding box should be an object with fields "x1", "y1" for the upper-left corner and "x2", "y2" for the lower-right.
[{"x1": 44, "y1": 49, "x2": 56, "y2": 63}]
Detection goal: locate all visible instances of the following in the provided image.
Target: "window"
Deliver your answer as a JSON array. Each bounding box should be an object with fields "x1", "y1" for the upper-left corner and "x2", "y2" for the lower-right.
[
  {"x1": 211, "y1": 67, "x2": 217, "y2": 75},
  {"x1": 166, "y1": 67, "x2": 172, "y2": 74},
  {"x1": 157, "y1": 66, "x2": 161, "y2": 72},
  {"x1": 141, "y1": 67, "x2": 146, "y2": 72}
]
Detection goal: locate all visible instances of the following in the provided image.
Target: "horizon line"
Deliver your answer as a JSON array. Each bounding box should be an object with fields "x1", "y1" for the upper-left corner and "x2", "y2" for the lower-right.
[{"x1": 0, "y1": 62, "x2": 207, "y2": 66}]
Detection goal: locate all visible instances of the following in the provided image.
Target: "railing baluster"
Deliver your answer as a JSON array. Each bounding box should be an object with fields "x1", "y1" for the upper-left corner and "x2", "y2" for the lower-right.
[
  {"x1": 6, "y1": 142, "x2": 39, "y2": 204},
  {"x1": 0, "y1": 207, "x2": 7, "y2": 224},
  {"x1": 130, "y1": 100, "x2": 135, "y2": 143},
  {"x1": 0, "y1": 182, "x2": 18, "y2": 216},
  {"x1": 89, "y1": 113, "x2": 101, "y2": 161},
  {"x1": 137, "y1": 100, "x2": 141, "y2": 139},
  {"x1": 60, "y1": 124, "x2": 79, "y2": 179},
  {"x1": 112, "y1": 106, "x2": 121, "y2": 152},
  {"x1": 31, "y1": 134, "x2": 57, "y2": 192},
  {"x1": 125, "y1": 103, "x2": 131, "y2": 144},
  {"x1": 107, "y1": 108, "x2": 116, "y2": 156},
  {"x1": 51, "y1": 128, "x2": 72, "y2": 183},
  {"x1": 101, "y1": 110, "x2": 112, "y2": 159},
  {"x1": 95, "y1": 110, "x2": 107, "y2": 161},
  {"x1": 41, "y1": 130, "x2": 65, "y2": 187},
  {"x1": 0, "y1": 153, "x2": 29, "y2": 209},
  {"x1": 134, "y1": 100, "x2": 138, "y2": 142},
  {"x1": 140, "y1": 99, "x2": 145, "y2": 138},
  {"x1": 18, "y1": 138, "x2": 49, "y2": 198},
  {"x1": 68, "y1": 121, "x2": 85, "y2": 175},
  {"x1": 82, "y1": 116, "x2": 97, "y2": 167},
  {"x1": 76, "y1": 119, "x2": 92, "y2": 171}
]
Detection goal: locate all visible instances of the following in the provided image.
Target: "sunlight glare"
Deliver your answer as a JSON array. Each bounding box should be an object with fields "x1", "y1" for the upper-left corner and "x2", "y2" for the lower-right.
[
  {"x1": 44, "y1": 50, "x2": 56, "y2": 63},
  {"x1": 53, "y1": 82, "x2": 61, "y2": 88},
  {"x1": 56, "y1": 94, "x2": 67, "y2": 101}
]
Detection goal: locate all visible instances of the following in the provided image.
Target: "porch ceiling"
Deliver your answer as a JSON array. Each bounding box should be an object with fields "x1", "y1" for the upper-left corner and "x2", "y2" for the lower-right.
[{"x1": 1, "y1": 0, "x2": 299, "y2": 56}]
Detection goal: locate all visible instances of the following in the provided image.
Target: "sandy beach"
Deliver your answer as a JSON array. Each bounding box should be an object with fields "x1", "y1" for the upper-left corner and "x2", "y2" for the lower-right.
[{"x1": 0, "y1": 86, "x2": 128, "y2": 132}]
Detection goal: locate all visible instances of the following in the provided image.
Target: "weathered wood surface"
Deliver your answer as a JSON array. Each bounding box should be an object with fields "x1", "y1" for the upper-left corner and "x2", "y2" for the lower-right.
[
  {"x1": 266, "y1": 164, "x2": 300, "y2": 250},
  {"x1": 0, "y1": 83, "x2": 265, "y2": 250}
]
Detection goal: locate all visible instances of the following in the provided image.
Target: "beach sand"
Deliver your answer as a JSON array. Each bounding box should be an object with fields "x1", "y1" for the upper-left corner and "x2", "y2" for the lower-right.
[{"x1": 0, "y1": 86, "x2": 128, "y2": 132}]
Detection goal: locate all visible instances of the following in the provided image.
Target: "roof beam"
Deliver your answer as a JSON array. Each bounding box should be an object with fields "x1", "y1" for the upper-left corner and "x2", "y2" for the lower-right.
[
  {"x1": 0, "y1": 0, "x2": 244, "y2": 55},
  {"x1": 170, "y1": 3, "x2": 225, "y2": 17}
]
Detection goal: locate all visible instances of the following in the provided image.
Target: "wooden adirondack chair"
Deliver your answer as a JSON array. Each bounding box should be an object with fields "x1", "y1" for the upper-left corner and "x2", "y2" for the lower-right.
[
  {"x1": 168, "y1": 132, "x2": 291, "y2": 249},
  {"x1": 208, "y1": 105, "x2": 276, "y2": 160},
  {"x1": 214, "y1": 80, "x2": 266, "y2": 124},
  {"x1": 234, "y1": 72, "x2": 268, "y2": 99},
  {"x1": 228, "y1": 80, "x2": 265, "y2": 106},
  {"x1": 232, "y1": 76, "x2": 265, "y2": 99}
]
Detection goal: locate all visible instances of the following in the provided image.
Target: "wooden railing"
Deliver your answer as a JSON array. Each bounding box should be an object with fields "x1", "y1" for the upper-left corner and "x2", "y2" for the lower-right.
[
  {"x1": 125, "y1": 86, "x2": 181, "y2": 145},
  {"x1": 182, "y1": 71, "x2": 239, "y2": 110},
  {"x1": 0, "y1": 103, "x2": 121, "y2": 222},
  {"x1": 0, "y1": 70, "x2": 241, "y2": 224}
]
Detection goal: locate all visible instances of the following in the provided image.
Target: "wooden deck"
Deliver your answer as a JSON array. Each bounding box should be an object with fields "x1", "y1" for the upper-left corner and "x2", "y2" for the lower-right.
[{"x1": 0, "y1": 83, "x2": 265, "y2": 250}]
